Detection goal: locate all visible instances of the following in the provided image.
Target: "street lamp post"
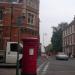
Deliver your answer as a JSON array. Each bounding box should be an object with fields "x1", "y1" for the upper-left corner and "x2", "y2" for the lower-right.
[
  {"x1": 43, "y1": 33, "x2": 44, "y2": 47},
  {"x1": 43, "y1": 33, "x2": 47, "y2": 47}
]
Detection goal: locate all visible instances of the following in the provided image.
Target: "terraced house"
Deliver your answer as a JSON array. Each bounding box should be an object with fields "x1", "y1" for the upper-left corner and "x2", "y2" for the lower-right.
[
  {"x1": 0, "y1": 0, "x2": 39, "y2": 62},
  {"x1": 63, "y1": 17, "x2": 75, "y2": 57}
]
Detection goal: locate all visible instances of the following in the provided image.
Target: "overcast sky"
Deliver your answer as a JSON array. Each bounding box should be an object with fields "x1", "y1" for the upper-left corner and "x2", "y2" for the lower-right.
[{"x1": 39, "y1": 0, "x2": 75, "y2": 46}]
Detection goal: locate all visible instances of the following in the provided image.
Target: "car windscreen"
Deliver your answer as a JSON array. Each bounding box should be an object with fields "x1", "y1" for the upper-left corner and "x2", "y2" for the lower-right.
[{"x1": 10, "y1": 43, "x2": 23, "y2": 54}]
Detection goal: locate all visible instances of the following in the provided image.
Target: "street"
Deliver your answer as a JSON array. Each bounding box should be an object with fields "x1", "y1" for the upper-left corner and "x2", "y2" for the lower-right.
[
  {"x1": 0, "y1": 67, "x2": 16, "y2": 75},
  {"x1": 38, "y1": 56, "x2": 75, "y2": 75},
  {"x1": 0, "y1": 66, "x2": 21, "y2": 75},
  {"x1": 0, "y1": 56, "x2": 75, "y2": 75},
  {"x1": 0, "y1": 56, "x2": 46, "y2": 75}
]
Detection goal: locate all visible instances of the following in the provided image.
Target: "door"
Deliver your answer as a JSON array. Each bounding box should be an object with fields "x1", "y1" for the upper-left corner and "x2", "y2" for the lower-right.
[
  {"x1": 0, "y1": 28, "x2": 4, "y2": 62},
  {"x1": 6, "y1": 43, "x2": 17, "y2": 63}
]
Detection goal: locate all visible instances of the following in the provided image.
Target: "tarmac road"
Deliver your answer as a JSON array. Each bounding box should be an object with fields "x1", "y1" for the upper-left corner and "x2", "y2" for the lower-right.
[{"x1": 38, "y1": 56, "x2": 75, "y2": 75}]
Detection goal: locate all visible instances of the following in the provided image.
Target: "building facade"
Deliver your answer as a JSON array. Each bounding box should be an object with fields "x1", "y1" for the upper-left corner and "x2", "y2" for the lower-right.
[
  {"x1": 62, "y1": 17, "x2": 75, "y2": 57},
  {"x1": 0, "y1": 0, "x2": 39, "y2": 62}
]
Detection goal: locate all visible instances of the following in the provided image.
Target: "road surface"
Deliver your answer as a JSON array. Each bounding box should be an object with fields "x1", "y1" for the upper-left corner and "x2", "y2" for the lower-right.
[{"x1": 38, "y1": 56, "x2": 75, "y2": 75}]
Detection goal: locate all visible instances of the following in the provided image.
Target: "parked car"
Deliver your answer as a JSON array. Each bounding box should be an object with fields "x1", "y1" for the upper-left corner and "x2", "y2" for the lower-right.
[{"x1": 56, "y1": 52, "x2": 69, "y2": 60}]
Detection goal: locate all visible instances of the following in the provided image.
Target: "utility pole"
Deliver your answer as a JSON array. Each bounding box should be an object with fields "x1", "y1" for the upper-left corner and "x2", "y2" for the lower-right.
[
  {"x1": 43, "y1": 33, "x2": 44, "y2": 47},
  {"x1": 43, "y1": 33, "x2": 46, "y2": 47}
]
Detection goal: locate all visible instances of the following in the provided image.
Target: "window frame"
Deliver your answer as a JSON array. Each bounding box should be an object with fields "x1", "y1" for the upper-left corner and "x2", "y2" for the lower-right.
[
  {"x1": 10, "y1": 43, "x2": 23, "y2": 54},
  {"x1": 27, "y1": 12, "x2": 35, "y2": 25},
  {"x1": 0, "y1": 8, "x2": 3, "y2": 20}
]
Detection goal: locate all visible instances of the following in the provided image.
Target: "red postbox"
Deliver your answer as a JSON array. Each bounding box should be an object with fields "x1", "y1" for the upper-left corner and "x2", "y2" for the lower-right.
[{"x1": 21, "y1": 38, "x2": 39, "y2": 75}]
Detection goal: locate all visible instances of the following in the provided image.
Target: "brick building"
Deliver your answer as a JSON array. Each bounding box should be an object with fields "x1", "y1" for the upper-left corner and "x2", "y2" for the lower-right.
[
  {"x1": 63, "y1": 17, "x2": 75, "y2": 57},
  {"x1": 0, "y1": 0, "x2": 39, "y2": 62}
]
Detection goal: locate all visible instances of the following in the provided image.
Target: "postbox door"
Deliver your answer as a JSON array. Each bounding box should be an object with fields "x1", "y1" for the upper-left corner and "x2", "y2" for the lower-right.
[
  {"x1": 22, "y1": 38, "x2": 39, "y2": 75},
  {"x1": 22, "y1": 45, "x2": 38, "y2": 74}
]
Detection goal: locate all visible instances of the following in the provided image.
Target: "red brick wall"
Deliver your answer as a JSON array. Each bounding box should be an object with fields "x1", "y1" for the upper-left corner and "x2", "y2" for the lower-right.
[{"x1": 0, "y1": 2, "x2": 39, "y2": 49}]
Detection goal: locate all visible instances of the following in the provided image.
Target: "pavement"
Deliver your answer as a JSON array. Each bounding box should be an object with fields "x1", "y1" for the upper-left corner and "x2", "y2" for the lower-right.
[
  {"x1": 0, "y1": 55, "x2": 48, "y2": 67},
  {"x1": 0, "y1": 56, "x2": 75, "y2": 75},
  {"x1": 37, "y1": 55, "x2": 49, "y2": 67},
  {"x1": 37, "y1": 55, "x2": 50, "y2": 75},
  {"x1": 0, "y1": 55, "x2": 48, "y2": 75},
  {"x1": 0, "y1": 63, "x2": 16, "y2": 68}
]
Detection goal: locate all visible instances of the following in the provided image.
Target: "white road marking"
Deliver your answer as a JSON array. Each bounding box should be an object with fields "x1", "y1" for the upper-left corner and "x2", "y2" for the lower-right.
[
  {"x1": 43, "y1": 62, "x2": 49, "y2": 71},
  {"x1": 37, "y1": 61, "x2": 46, "y2": 72},
  {"x1": 41, "y1": 62, "x2": 49, "y2": 75}
]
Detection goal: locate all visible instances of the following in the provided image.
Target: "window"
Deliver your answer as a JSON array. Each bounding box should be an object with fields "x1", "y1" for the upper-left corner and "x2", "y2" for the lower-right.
[
  {"x1": 27, "y1": 13, "x2": 35, "y2": 25},
  {"x1": 63, "y1": 31, "x2": 65, "y2": 37},
  {"x1": 10, "y1": 43, "x2": 18, "y2": 52},
  {"x1": 74, "y1": 25, "x2": 75, "y2": 32},
  {"x1": 0, "y1": 9, "x2": 3, "y2": 20},
  {"x1": 27, "y1": 0, "x2": 39, "y2": 9},
  {"x1": 7, "y1": 0, "x2": 17, "y2": 3},
  {"x1": 27, "y1": 0, "x2": 33, "y2": 6},
  {"x1": 10, "y1": 43, "x2": 22, "y2": 53},
  {"x1": 0, "y1": 0, "x2": 4, "y2": 2},
  {"x1": 0, "y1": 39, "x2": 3, "y2": 50},
  {"x1": 18, "y1": 0, "x2": 23, "y2": 3},
  {"x1": 20, "y1": 28, "x2": 26, "y2": 33}
]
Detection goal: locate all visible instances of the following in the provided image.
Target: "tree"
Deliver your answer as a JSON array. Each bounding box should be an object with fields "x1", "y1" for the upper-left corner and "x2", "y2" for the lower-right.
[
  {"x1": 38, "y1": 43, "x2": 42, "y2": 56},
  {"x1": 51, "y1": 29, "x2": 62, "y2": 52},
  {"x1": 45, "y1": 44, "x2": 53, "y2": 55},
  {"x1": 51, "y1": 22, "x2": 68, "y2": 52},
  {"x1": 45, "y1": 44, "x2": 52, "y2": 52}
]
